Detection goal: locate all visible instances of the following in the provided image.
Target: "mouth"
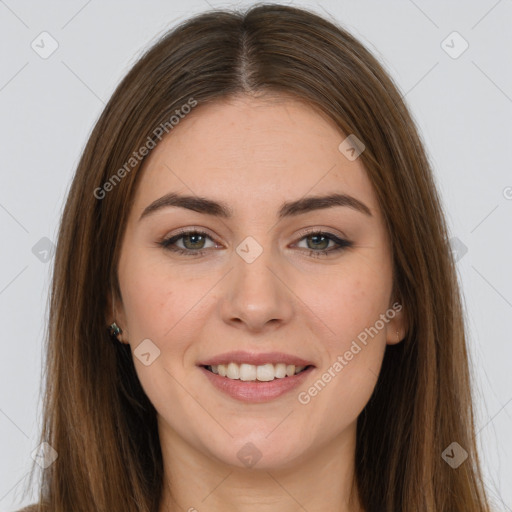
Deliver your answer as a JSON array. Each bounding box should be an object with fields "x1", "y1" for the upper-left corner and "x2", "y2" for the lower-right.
[
  {"x1": 202, "y1": 362, "x2": 312, "y2": 381},
  {"x1": 197, "y1": 351, "x2": 315, "y2": 402}
]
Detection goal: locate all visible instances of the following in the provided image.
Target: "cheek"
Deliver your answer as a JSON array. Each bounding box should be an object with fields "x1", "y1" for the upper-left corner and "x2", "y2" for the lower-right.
[
  {"x1": 292, "y1": 256, "x2": 392, "y2": 420},
  {"x1": 119, "y1": 252, "x2": 209, "y2": 344},
  {"x1": 300, "y1": 260, "x2": 392, "y2": 351},
  {"x1": 121, "y1": 271, "x2": 169, "y2": 339},
  {"x1": 119, "y1": 255, "x2": 236, "y2": 390}
]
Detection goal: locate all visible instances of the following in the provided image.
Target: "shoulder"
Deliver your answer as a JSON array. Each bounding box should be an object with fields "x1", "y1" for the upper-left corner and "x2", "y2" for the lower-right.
[{"x1": 14, "y1": 505, "x2": 45, "y2": 512}]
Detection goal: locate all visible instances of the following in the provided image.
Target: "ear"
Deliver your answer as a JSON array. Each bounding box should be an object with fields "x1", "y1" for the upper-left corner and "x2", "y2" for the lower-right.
[
  {"x1": 105, "y1": 287, "x2": 129, "y2": 344},
  {"x1": 385, "y1": 299, "x2": 407, "y2": 345}
]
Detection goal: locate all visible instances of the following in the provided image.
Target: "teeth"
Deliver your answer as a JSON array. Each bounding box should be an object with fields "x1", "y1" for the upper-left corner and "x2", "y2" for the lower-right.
[
  {"x1": 239, "y1": 363, "x2": 257, "y2": 381},
  {"x1": 226, "y1": 362, "x2": 239, "y2": 379},
  {"x1": 275, "y1": 363, "x2": 287, "y2": 378},
  {"x1": 257, "y1": 363, "x2": 274, "y2": 382},
  {"x1": 208, "y1": 363, "x2": 307, "y2": 381}
]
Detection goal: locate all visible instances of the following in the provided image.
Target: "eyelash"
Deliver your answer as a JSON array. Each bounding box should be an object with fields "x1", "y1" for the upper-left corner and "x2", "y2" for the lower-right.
[{"x1": 158, "y1": 229, "x2": 353, "y2": 258}]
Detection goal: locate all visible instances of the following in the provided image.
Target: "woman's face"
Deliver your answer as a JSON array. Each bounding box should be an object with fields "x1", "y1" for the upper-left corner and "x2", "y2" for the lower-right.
[{"x1": 114, "y1": 94, "x2": 405, "y2": 470}]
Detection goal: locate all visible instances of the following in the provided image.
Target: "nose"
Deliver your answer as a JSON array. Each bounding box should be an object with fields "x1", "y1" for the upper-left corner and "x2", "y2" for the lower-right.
[{"x1": 218, "y1": 243, "x2": 294, "y2": 332}]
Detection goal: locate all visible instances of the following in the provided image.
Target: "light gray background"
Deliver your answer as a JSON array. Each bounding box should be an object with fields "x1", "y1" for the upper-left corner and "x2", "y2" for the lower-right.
[{"x1": 0, "y1": 0, "x2": 511, "y2": 510}]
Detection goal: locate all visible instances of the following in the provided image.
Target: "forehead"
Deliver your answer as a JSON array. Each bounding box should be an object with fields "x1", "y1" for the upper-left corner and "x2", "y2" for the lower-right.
[{"x1": 130, "y1": 94, "x2": 379, "y2": 218}]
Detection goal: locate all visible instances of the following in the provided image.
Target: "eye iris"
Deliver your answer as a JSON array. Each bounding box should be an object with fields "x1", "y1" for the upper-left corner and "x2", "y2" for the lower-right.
[
  {"x1": 183, "y1": 233, "x2": 206, "y2": 250},
  {"x1": 307, "y1": 234, "x2": 329, "y2": 250}
]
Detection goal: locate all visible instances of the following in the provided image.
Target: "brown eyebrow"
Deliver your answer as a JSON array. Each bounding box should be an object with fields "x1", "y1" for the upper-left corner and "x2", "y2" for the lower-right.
[{"x1": 138, "y1": 192, "x2": 372, "y2": 221}]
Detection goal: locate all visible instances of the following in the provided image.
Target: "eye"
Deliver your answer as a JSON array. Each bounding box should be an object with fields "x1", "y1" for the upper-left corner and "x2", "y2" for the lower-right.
[
  {"x1": 159, "y1": 229, "x2": 352, "y2": 258},
  {"x1": 294, "y1": 231, "x2": 353, "y2": 258},
  {"x1": 159, "y1": 229, "x2": 218, "y2": 256}
]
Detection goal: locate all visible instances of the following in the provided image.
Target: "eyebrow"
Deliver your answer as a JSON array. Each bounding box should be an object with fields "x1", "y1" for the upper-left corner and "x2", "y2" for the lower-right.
[{"x1": 139, "y1": 192, "x2": 372, "y2": 222}]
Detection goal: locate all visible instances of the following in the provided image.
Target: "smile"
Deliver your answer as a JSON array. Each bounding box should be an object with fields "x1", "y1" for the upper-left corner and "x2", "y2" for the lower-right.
[
  {"x1": 204, "y1": 363, "x2": 309, "y2": 381},
  {"x1": 200, "y1": 365, "x2": 314, "y2": 402}
]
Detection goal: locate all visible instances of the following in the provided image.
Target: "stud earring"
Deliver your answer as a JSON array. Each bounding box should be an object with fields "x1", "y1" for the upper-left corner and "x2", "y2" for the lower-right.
[
  {"x1": 108, "y1": 286, "x2": 124, "y2": 341},
  {"x1": 109, "y1": 322, "x2": 122, "y2": 338}
]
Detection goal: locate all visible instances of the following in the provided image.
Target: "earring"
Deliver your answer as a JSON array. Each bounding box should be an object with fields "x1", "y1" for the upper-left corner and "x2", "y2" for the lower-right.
[
  {"x1": 109, "y1": 287, "x2": 123, "y2": 341},
  {"x1": 396, "y1": 329, "x2": 400, "y2": 343},
  {"x1": 109, "y1": 322, "x2": 122, "y2": 338}
]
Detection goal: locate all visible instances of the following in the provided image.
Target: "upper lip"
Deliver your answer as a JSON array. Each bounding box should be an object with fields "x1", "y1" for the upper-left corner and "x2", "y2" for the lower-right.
[{"x1": 198, "y1": 351, "x2": 315, "y2": 367}]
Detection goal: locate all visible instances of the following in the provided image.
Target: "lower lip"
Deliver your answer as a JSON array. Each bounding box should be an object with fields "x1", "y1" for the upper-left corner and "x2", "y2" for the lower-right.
[{"x1": 199, "y1": 366, "x2": 314, "y2": 403}]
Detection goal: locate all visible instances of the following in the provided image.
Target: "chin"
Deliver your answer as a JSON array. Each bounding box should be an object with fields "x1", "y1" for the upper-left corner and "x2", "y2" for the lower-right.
[{"x1": 205, "y1": 430, "x2": 311, "y2": 471}]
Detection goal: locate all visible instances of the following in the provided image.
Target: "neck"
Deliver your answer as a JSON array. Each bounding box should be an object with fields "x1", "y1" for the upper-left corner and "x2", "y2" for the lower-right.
[{"x1": 157, "y1": 420, "x2": 363, "y2": 512}]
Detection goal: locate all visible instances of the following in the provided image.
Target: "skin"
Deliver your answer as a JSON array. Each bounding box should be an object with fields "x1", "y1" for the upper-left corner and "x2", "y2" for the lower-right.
[{"x1": 110, "y1": 93, "x2": 406, "y2": 512}]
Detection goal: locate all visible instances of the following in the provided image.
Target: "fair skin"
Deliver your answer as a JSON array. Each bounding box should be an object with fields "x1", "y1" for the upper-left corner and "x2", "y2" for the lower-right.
[{"x1": 111, "y1": 94, "x2": 406, "y2": 512}]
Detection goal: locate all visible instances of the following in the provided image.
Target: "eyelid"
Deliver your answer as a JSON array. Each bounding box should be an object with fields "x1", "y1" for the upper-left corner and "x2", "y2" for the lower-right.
[
  {"x1": 161, "y1": 226, "x2": 347, "y2": 245},
  {"x1": 162, "y1": 226, "x2": 220, "y2": 243},
  {"x1": 159, "y1": 226, "x2": 352, "y2": 257},
  {"x1": 293, "y1": 226, "x2": 348, "y2": 240},
  {"x1": 159, "y1": 228, "x2": 221, "y2": 253},
  {"x1": 290, "y1": 229, "x2": 351, "y2": 253}
]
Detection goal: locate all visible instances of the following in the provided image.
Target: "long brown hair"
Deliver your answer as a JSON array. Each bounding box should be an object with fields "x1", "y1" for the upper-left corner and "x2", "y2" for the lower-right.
[{"x1": 19, "y1": 4, "x2": 492, "y2": 511}]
